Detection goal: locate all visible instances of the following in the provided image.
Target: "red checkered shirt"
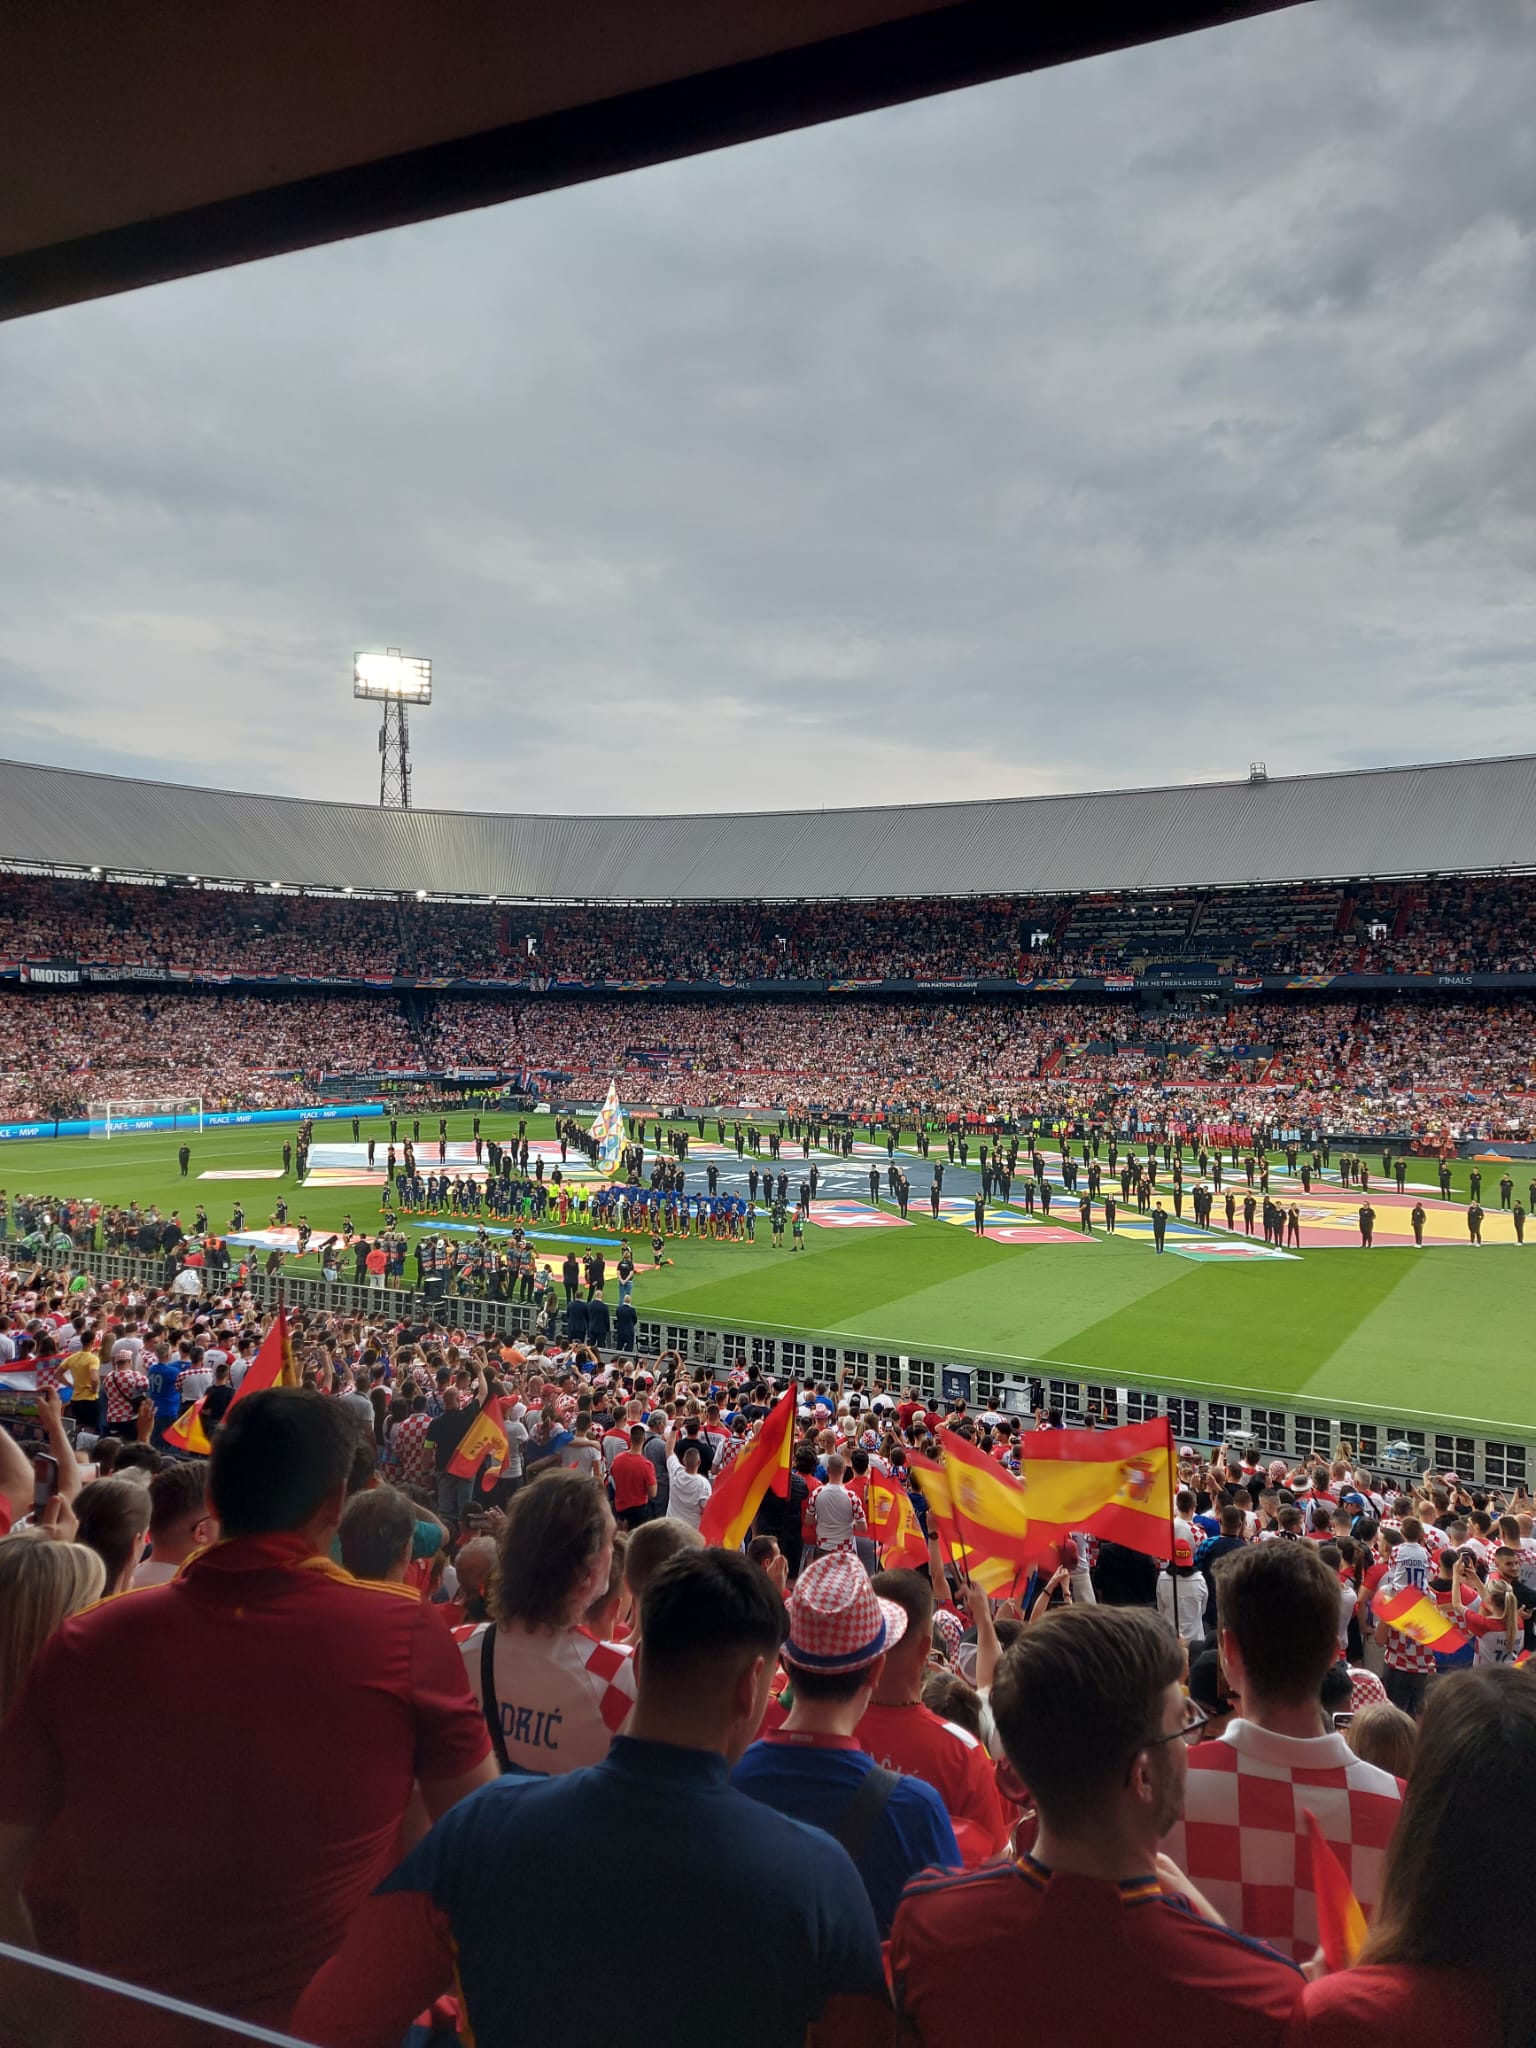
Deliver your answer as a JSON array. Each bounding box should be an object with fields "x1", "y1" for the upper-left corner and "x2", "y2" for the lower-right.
[
  {"x1": 1163, "y1": 1717, "x2": 1403, "y2": 1963},
  {"x1": 102, "y1": 1366, "x2": 148, "y2": 1425},
  {"x1": 389, "y1": 1412, "x2": 434, "y2": 1491},
  {"x1": 35, "y1": 1357, "x2": 72, "y2": 1394},
  {"x1": 1381, "y1": 1625, "x2": 1438, "y2": 1676}
]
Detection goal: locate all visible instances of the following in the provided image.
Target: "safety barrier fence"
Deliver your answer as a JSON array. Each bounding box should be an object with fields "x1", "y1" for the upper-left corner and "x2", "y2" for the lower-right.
[
  {"x1": 55, "y1": 1249, "x2": 1536, "y2": 1491},
  {"x1": 0, "y1": 1937, "x2": 312, "y2": 2046}
]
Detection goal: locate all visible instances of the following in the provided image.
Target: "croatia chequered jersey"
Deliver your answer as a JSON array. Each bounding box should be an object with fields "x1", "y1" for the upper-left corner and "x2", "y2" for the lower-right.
[
  {"x1": 1162, "y1": 1719, "x2": 1402, "y2": 1963},
  {"x1": 388, "y1": 1412, "x2": 435, "y2": 1491}
]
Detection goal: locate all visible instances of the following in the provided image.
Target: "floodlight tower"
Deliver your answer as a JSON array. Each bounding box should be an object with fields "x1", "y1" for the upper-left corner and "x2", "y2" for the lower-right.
[{"x1": 354, "y1": 649, "x2": 432, "y2": 808}]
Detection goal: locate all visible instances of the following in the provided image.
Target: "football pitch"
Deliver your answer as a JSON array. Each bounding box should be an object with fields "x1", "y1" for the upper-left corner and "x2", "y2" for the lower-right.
[{"x1": 10, "y1": 1111, "x2": 1534, "y2": 1441}]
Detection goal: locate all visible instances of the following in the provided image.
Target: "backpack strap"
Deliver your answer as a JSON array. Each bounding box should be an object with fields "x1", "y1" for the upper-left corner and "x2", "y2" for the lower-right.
[
  {"x1": 832, "y1": 1764, "x2": 899, "y2": 1863},
  {"x1": 479, "y1": 1626, "x2": 512, "y2": 1774}
]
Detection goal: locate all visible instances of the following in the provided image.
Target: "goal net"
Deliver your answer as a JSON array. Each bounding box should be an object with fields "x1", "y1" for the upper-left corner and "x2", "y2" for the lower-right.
[{"x1": 87, "y1": 1098, "x2": 205, "y2": 1137}]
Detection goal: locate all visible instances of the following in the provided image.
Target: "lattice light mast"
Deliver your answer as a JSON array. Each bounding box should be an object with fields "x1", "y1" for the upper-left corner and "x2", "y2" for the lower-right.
[{"x1": 354, "y1": 649, "x2": 432, "y2": 809}]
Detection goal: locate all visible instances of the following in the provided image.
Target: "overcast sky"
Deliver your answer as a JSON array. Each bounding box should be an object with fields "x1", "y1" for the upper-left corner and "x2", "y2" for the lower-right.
[{"x1": 1, "y1": 0, "x2": 1531, "y2": 818}]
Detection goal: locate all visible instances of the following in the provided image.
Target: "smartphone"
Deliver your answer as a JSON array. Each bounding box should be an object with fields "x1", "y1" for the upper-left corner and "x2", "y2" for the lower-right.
[
  {"x1": 33, "y1": 1453, "x2": 59, "y2": 1514},
  {"x1": 1332, "y1": 1711, "x2": 1354, "y2": 1731}
]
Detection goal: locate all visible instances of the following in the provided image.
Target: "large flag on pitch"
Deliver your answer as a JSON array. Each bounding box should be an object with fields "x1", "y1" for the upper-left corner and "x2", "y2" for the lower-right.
[
  {"x1": 447, "y1": 1395, "x2": 512, "y2": 1494},
  {"x1": 699, "y1": 1384, "x2": 796, "y2": 1550},
  {"x1": 589, "y1": 1081, "x2": 626, "y2": 1174},
  {"x1": 165, "y1": 1308, "x2": 298, "y2": 1456}
]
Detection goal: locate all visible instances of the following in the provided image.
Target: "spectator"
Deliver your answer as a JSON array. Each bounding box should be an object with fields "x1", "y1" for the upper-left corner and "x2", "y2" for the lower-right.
[
  {"x1": 338, "y1": 1485, "x2": 417, "y2": 1585},
  {"x1": 0, "y1": 1533, "x2": 105, "y2": 1721},
  {"x1": 620, "y1": 1514, "x2": 704, "y2": 1642},
  {"x1": 733, "y1": 1551, "x2": 960, "y2": 1935},
  {"x1": 1295, "y1": 1669, "x2": 1533, "y2": 2043},
  {"x1": 71, "y1": 1475, "x2": 152, "y2": 1594},
  {"x1": 295, "y1": 1550, "x2": 889, "y2": 2048},
  {"x1": 1163, "y1": 1539, "x2": 1402, "y2": 1961},
  {"x1": 131, "y1": 1461, "x2": 216, "y2": 1586},
  {"x1": 665, "y1": 1436, "x2": 712, "y2": 1531},
  {"x1": 856, "y1": 1569, "x2": 1008, "y2": 1857},
  {"x1": 889, "y1": 1605, "x2": 1305, "y2": 2045},
  {"x1": 1345, "y1": 1701, "x2": 1417, "y2": 1778},
  {"x1": 462, "y1": 1469, "x2": 638, "y2": 1775},
  {"x1": 0, "y1": 1390, "x2": 494, "y2": 2048}
]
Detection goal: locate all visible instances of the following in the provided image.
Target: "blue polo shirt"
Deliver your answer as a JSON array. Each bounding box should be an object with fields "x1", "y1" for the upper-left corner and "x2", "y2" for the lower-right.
[
  {"x1": 732, "y1": 1731, "x2": 960, "y2": 1936},
  {"x1": 377, "y1": 1738, "x2": 885, "y2": 2048}
]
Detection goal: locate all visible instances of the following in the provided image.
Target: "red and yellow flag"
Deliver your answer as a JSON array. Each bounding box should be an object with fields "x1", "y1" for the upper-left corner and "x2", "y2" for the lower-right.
[
  {"x1": 447, "y1": 1395, "x2": 511, "y2": 1493},
  {"x1": 1304, "y1": 1810, "x2": 1368, "y2": 1969},
  {"x1": 1375, "y1": 1586, "x2": 1468, "y2": 1654},
  {"x1": 1016, "y1": 1417, "x2": 1175, "y2": 1562},
  {"x1": 936, "y1": 1428, "x2": 1038, "y2": 1565},
  {"x1": 237, "y1": 1308, "x2": 300, "y2": 1399},
  {"x1": 164, "y1": 1399, "x2": 212, "y2": 1457},
  {"x1": 162, "y1": 1309, "x2": 298, "y2": 1458},
  {"x1": 867, "y1": 1473, "x2": 928, "y2": 1570},
  {"x1": 700, "y1": 1384, "x2": 796, "y2": 1551},
  {"x1": 906, "y1": 1450, "x2": 1023, "y2": 1592}
]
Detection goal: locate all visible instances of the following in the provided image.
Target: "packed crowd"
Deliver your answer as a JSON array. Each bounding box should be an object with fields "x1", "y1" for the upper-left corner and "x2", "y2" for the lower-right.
[
  {"x1": 4, "y1": 870, "x2": 1536, "y2": 982},
  {"x1": 0, "y1": 986, "x2": 1532, "y2": 1137},
  {"x1": 0, "y1": 991, "x2": 423, "y2": 1120},
  {"x1": 429, "y1": 996, "x2": 1536, "y2": 1137},
  {"x1": 0, "y1": 1256, "x2": 1532, "y2": 2047}
]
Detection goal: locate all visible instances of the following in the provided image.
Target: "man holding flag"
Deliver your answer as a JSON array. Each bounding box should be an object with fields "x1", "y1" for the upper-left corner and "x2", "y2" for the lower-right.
[{"x1": 699, "y1": 1383, "x2": 798, "y2": 1553}]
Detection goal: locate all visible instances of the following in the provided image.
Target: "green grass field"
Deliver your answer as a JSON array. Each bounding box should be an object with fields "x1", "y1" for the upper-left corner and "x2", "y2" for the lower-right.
[{"x1": 10, "y1": 1111, "x2": 1534, "y2": 1440}]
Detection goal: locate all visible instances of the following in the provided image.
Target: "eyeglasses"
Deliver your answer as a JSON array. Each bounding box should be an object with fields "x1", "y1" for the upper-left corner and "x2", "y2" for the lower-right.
[{"x1": 1145, "y1": 1704, "x2": 1210, "y2": 1751}]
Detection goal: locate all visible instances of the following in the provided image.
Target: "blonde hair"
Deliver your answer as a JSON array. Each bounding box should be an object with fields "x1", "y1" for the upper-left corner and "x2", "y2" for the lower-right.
[
  {"x1": 1347, "y1": 1700, "x2": 1417, "y2": 1780},
  {"x1": 0, "y1": 1534, "x2": 107, "y2": 1719}
]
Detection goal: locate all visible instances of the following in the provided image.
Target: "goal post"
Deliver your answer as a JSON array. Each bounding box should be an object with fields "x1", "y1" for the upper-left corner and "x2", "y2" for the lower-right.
[{"x1": 87, "y1": 1098, "x2": 205, "y2": 1138}]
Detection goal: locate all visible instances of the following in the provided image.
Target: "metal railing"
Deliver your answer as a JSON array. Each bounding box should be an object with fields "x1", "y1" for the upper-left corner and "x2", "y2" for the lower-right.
[{"x1": 55, "y1": 1248, "x2": 1535, "y2": 1489}]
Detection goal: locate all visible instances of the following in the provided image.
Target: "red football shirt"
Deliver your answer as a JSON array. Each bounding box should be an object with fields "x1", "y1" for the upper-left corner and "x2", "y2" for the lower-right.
[
  {"x1": 891, "y1": 1858, "x2": 1303, "y2": 2047},
  {"x1": 610, "y1": 1451, "x2": 656, "y2": 1514},
  {"x1": 856, "y1": 1699, "x2": 1007, "y2": 1852},
  {"x1": 0, "y1": 1533, "x2": 490, "y2": 2046}
]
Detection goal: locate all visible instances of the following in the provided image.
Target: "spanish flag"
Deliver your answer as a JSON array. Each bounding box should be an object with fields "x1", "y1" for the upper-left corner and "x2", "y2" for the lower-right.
[
  {"x1": 867, "y1": 1474, "x2": 928, "y2": 1570},
  {"x1": 163, "y1": 1309, "x2": 298, "y2": 1457},
  {"x1": 700, "y1": 1384, "x2": 796, "y2": 1551},
  {"x1": 1375, "y1": 1586, "x2": 1469, "y2": 1654},
  {"x1": 164, "y1": 1399, "x2": 212, "y2": 1457},
  {"x1": 447, "y1": 1395, "x2": 511, "y2": 1494},
  {"x1": 906, "y1": 1451, "x2": 1024, "y2": 1592},
  {"x1": 936, "y1": 1429, "x2": 1037, "y2": 1565},
  {"x1": 1017, "y1": 1417, "x2": 1176, "y2": 1562},
  {"x1": 1304, "y1": 1810, "x2": 1368, "y2": 1968}
]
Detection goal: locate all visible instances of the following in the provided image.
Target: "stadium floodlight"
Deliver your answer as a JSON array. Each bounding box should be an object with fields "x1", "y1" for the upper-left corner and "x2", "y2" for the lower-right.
[
  {"x1": 355, "y1": 647, "x2": 431, "y2": 809},
  {"x1": 415, "y1": 888, "x2": 427, "y2": 900},
  {"x1": 353, "y1": 650, "x2": 432, "y2": 704}
]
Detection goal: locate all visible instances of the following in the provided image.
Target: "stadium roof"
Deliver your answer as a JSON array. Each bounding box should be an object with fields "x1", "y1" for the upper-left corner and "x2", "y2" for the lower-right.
[
  {"x1": 0, "y1": 753, "x2": 1531, "y2": 902},
  {"x1": 1, "y1": 1, "x2": 1306, "y2": 322}
]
